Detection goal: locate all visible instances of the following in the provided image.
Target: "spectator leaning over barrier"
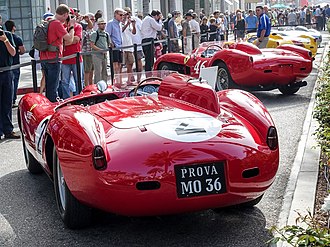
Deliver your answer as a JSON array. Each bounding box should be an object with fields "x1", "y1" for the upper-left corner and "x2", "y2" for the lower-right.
[
  {"x1": 61, "y1": 8, "x2": 83, "y2": 99},
  {"x1": 40, "y1": 4, "x2": 75, "y2": 103},
  {"x1": 245, "y1": 10, "x2": 258, "y2": 33},
  {"x1": 90, "y1": 18, "x2": 112, "y2": 83},
  {"x1": 0, "y1": 25, "x2": 19, "y2": 139},
  {"x1": 255, "y1": 5, "x2": 271, "y2": 49},
  {"x1": 4, "y1": 20, "x2": 25, "y2": 108},
  {"x1": 182, "y1": 12, "x2": 192, "y2": 55},
  {"x1": 168, "y1": 10, "x2": 180, "y2": 52},
  {"x1": 121, "y1": 8, "x2": 136, "y2": 78},
  {"x1": 106, "y1": 8, "x2": 125, "y2": 75},
  {"x1": 141, "y1": 9, "x2": 163, "y2": 72},
  {"x1": 81, "y1": 13, "x2": 95, "y2": 86}
]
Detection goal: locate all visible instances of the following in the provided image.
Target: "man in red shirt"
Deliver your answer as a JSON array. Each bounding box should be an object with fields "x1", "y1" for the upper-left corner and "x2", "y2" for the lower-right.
[
  {"x1": 40, "y1": 4, "x2": 75, "y2": 102},
  {"x1": 61, "y1": 8, "x2": 83, "y2": 99}
]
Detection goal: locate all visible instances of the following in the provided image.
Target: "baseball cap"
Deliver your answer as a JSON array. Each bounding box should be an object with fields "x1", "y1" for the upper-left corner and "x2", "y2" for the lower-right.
[{"x1": 43, "y1": 12, "x2": 54, "y2": 20}]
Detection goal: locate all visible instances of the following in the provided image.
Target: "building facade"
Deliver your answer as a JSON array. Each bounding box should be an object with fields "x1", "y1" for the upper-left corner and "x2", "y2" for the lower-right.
[{"x1": 0, "y1": 0, "x2": 248, "y2": 50}]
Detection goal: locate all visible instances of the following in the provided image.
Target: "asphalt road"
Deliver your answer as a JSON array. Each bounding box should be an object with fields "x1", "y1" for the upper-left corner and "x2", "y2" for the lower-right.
[{"x1": 0, "y1": 35, "x2": 328, "y2": 247}]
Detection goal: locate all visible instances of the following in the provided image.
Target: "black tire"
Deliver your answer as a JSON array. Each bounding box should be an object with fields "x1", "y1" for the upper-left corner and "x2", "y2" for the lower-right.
[
  {"x1": 158, "y1": 62, "x2": 173, "y2": 71},
  {"x1": 53, "y1": 147, "x2": 92, "y2": 229},
  {"x1": 213, "y1": 194, "x2": 263, "y2": 213},
  {"x1": 215, "y1": 62, "x2": 233, "y2": 91},
  {"x1": 278, "y1": 85, "x2": 300, "y2": 95},
  {"x1": 22, "y1": 137, "x2": 43, "y2": 174}
]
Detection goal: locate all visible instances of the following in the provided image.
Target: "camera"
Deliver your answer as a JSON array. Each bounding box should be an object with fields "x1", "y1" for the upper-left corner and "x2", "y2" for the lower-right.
[{"x1": 0, "y1": 30, "x2": 3, "y2": 36}]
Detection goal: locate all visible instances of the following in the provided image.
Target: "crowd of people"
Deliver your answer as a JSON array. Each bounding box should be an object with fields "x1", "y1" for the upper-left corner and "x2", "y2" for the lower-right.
[{"x1": 0, "y1": 3, "x2": 329, "y2": 139}]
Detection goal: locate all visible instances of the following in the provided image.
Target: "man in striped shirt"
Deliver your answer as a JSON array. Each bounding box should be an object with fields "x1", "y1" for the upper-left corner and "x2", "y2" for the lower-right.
[{"x1": 255, "y1": 5, "x2": 271, "y2": 49}]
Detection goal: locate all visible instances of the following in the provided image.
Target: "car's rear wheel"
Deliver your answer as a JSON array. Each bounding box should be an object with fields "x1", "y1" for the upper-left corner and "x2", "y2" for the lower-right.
[
  {"x1": 158, "y1": 62, "x2": 173, "y2": 71},
  {"x1": 278, "y1": 85, "x2": 300, "y2": 95},
  {"x1": 53, "y1": 147, "x2": 92, "y2": 229},
  {"x1": 215, "y1": 62, "x2": 233, "y2": 91},
  {"x1": 22, "y1": 137, "x2": 43, "y2": 174}
]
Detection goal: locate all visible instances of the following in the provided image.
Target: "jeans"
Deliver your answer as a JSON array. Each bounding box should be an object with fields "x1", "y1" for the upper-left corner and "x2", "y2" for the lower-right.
[
  {"x1": 11, "y1": 68, "x2": 20, "y2": 104},
  {"x1": 61, "y1": 62, "x2": 83, "y2": 99},
  {"x1": 42, "y1": 62, "x2": 61, "y2": 102},
  {"x1": 0, "y1": 71, "x2": 14, "y2": 136}
]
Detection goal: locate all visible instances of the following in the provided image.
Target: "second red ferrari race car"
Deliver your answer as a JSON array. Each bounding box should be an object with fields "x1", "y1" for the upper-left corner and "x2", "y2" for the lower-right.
[
  {"x1": 18, "y1": 71, "x2": 279, "y2": 229},
  {"x1": 154, "y1": 41, "x2": 313, "y2": 95}
]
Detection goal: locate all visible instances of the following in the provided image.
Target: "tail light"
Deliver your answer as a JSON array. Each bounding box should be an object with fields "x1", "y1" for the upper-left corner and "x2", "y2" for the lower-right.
[
  {"x1": 267, "y1": 127, "x2": 278, "y2": 150},
  {"x1": 93, "y1": 145, "x2": 107, "y2": 170}
]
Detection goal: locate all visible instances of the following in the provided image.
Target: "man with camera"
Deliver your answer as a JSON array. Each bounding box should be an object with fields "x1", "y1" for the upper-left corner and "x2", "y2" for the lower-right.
[
  {"x1": 60, "y1": 8, "x2": 83, "y2": 99},
  {"x1": 39, "y1": 4, "x2": 75, "y2": 102},
  {"x1": 141, "y1": 9, "x2": 163, "y2": 71},
  {"x1": 0, "y1": 27, "x2": 20, "y2": 139}
]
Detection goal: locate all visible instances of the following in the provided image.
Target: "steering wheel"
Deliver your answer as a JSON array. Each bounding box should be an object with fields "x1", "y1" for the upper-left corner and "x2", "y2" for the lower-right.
[
  {"x1": 203, "y1": 44, "x2": 222, "y2": 58},
  {"x1": 133, "y1": 77, "x2": 163, "y2": 96}
]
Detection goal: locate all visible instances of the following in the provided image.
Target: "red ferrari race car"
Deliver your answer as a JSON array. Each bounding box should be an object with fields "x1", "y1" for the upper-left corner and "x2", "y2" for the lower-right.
[
  {"x1": 154, "y1": 41, "x2": 313, "y2": 95},
  {"x1": 18, "y1": 71, "x2": 279, "y2": 229}
]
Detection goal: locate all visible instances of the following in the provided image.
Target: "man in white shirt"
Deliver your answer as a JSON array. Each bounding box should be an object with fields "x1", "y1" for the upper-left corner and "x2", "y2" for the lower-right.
[
  {"x1": 122, "y1": 11, "x2": 136, "y2": 77},
  {"x1": 190, "y1": 13, "x2": 200, "y2": 49},
  {"x1": 141, "y1": 9, "x2": 163, "y2": 71},
  {"x1": 125, "y1": 7, "x2": 143, "y2": 73}
]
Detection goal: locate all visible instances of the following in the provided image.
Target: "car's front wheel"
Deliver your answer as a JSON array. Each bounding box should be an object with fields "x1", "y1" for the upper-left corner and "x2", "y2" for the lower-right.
[
  {"x1": 278, "y1": 84, "x2": 300, "y2": 95},
  {"x1": 215, "y1": 62, "x2": 233, "y2": 91},
  {"x1": 22, "y1": 137, "x2": 43, "y2": 174},
  {"x1": 53, "y1": 147, "x2": 92, "y2": 229}
]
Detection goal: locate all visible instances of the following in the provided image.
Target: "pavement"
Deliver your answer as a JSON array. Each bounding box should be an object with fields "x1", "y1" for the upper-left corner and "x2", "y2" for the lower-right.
[{"x1": 15, "y1": 33, "x2": 329, "y2": 238}]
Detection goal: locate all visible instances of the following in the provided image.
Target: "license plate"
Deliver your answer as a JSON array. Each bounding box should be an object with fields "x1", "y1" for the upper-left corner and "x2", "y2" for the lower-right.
[
  {"x1": 279, "y1": 64, "x2": 293, "y2": 74},
  {"x1": 175, "y1": 162, "x2": 226, "y2": 198}
]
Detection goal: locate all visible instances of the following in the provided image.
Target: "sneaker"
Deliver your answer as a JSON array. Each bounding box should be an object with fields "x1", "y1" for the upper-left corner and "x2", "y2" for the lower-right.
[{"x1": 4, "y1": 131, "x2": 21, "y2": 139}]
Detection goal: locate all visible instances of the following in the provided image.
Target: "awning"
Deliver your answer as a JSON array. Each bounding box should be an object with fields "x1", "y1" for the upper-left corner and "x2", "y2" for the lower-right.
[{"x1": 225, "y1": 0, "x2": 233, "y2": 5}]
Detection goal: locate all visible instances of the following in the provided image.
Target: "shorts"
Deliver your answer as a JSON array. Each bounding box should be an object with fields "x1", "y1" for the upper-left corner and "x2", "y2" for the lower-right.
[
  {"x1": 123, "y1": 51, "x2": 134, "y2": 65},
  {"x1": 236, "y1": 30, "x2": 245, "y2": 39},
  {"x1": 113, "y1": 50, "x2": 123, "y2": 63},
  {"x1": 136, "y1": 50, "x2": 144, "y2": 60},
  {"x1": 83, "y1": 54, "x2": 94, "y2": 72}
]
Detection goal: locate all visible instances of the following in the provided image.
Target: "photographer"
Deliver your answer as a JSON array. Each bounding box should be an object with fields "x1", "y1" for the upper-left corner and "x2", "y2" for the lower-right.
[
  {"x1": 0, "y1": 27, "x2": 20, "y2": 139},
  {"x1": 61, "y1": 8, "x2": 83, "y2": 99},
  {"x1": 141, "y1": 9, "x2": 163, "y2": 71},
  {"x1": 39, "y1": 4, "x2": 75, "y2": 102},
  {"x1": 122, "y1": 8, "x2": 136, "y2": 77}
]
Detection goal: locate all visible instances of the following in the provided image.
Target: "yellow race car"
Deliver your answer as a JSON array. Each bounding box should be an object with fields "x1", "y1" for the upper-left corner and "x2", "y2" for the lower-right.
[{"x1": 246, "y1": 32, "x2": 317, "y2": 57}]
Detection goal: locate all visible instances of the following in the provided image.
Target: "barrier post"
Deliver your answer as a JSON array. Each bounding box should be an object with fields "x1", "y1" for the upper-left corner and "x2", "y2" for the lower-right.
[
  {"x1": 109, "y1": 47, "x2": 114, "y2": 85},
  {"x1": 31, "y1": 59, "x2": 38, "y2": 93},
  {"x1": 192, "y1": 34, "x2": 195, "y2": 50},
  {"x1": 75, "y1": 52, "x2": 82, "y2": 93},
  {"x1": 181, "y1": 36, "x2": 185, "y2": 54},
  {"x1": 167, "y1": 37, "x2": 171, "y2": 53},
  {"x1": 133, "y1": 44, "x2": 139, "y2": 72},
  {"x1": 206, "y1": 32, "x2": 209, "y2": 42}
]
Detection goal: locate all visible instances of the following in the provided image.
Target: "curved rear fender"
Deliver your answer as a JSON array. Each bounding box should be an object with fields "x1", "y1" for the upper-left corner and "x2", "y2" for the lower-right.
[
  {"x1": 218, "y1": 89, "x2": 275, "y2": 139},
  {"x1": 47, "y1": 105, "x2": 109, "y2": 165},
  {"x1": 277, "y1": 44, "x2": 312, "y2": 60}
]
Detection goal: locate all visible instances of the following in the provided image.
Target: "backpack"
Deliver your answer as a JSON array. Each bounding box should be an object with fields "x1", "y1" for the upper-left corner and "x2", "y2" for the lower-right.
[
  {"x1": 95, "y1": 30, "x2": 110, "y2": 47},
  {"x1": 33, "y1": 20, "x2": 58, "y2": 52}
]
